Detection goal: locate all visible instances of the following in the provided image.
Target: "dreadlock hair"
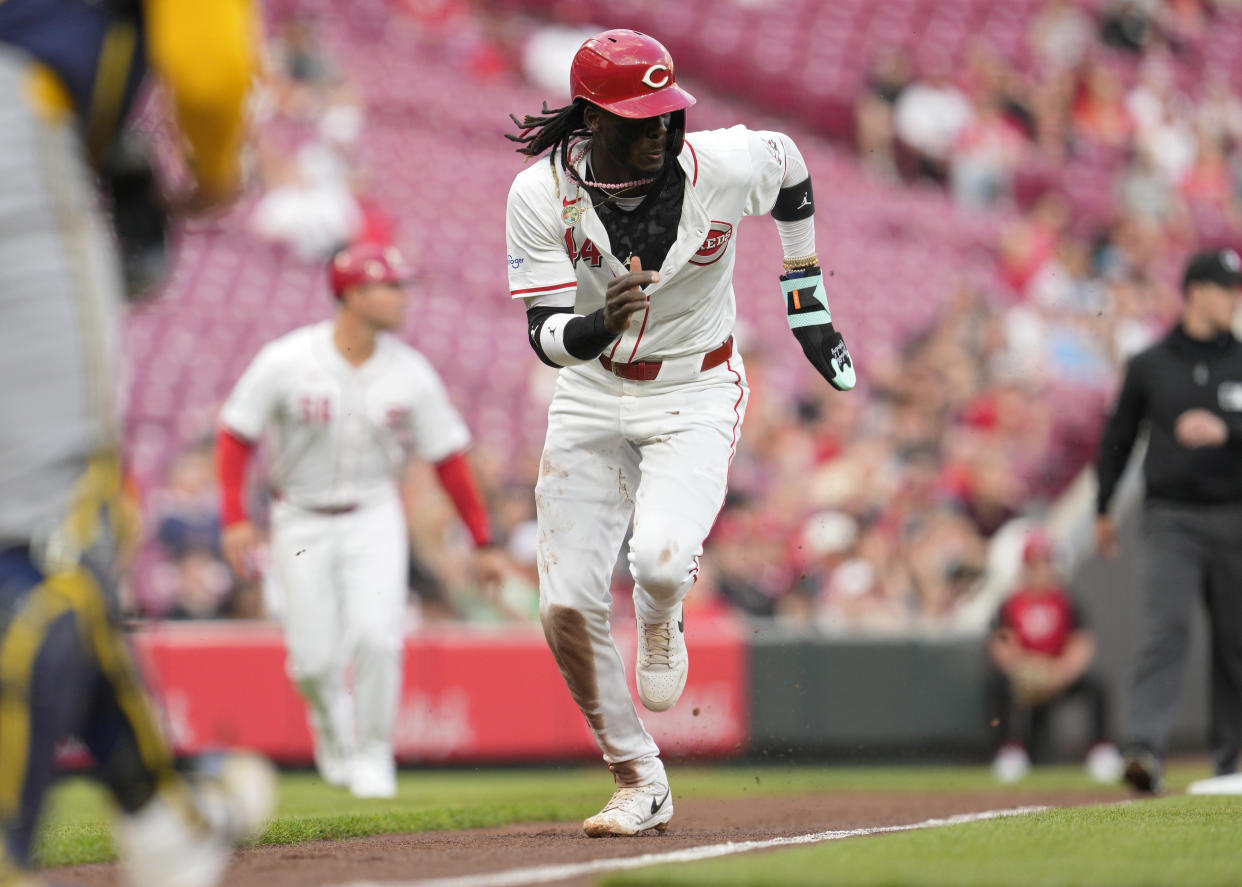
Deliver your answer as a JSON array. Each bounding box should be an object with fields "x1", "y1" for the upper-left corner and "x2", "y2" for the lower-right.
[{"x1": 507, "y1": 99, "x2": 592, "y2": 188}]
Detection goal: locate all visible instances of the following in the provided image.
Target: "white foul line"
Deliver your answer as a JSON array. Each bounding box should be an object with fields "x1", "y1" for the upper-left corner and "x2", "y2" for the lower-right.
[{"x1": 330, "y1": 804, "x2": 1048, "y2": 887}]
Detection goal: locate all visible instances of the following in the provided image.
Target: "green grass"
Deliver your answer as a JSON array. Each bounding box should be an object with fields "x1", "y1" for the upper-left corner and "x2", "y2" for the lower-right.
[
  {"x1": 36, "y1": 767, "x2": 612, "y2": 867},
  {"x1": 33, "y1": 760, "x2": 1211, "y2": 869},
  {"x1": 603, "y1": 797, "x2": 1242, "y2": 887}
]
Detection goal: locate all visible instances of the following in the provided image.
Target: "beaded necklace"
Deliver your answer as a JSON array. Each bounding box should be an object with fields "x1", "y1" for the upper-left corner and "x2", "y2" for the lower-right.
[
  {"x1": 571, "y1": 141, "x2": 657, "y2": 191},
  {"x1": 579, "y1": 173, "x2": 656, "y2": 190},
  {"x1": 555, "y1": 142, "x2": 657, "y2": 224}
]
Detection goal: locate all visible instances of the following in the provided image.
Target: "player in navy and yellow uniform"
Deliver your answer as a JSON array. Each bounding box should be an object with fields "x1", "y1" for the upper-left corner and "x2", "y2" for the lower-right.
[{"x1": 0, "y1": 3, "x2": 271, "y2": 885}]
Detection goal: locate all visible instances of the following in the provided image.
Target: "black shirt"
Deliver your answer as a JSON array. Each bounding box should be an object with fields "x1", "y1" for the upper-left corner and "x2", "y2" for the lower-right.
[
  {"x1": 1096, "y1": 325, "x2": 1242, "y2": 512},
  {"x1": 589, "y1": 160, "x2": 684, "y2": 274}
]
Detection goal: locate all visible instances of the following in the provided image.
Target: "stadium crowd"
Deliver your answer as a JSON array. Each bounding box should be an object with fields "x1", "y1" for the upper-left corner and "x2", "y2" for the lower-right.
[
  {"x1": 135, "y1": 0, "x2": 1239, "y2": 638},
  {"x1": 692, "y1": 0, "x2": 1237, "y2": 635}
]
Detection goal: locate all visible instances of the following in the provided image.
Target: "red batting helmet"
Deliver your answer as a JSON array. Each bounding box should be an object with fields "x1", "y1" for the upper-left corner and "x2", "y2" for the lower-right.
[
  {"x1": 570, "y1": 30, "x2": 696, "y2": 119},
  {"x1": 329, "y1": 242, "x2": 412, "y2": 299},
  {"x1": 1022, "y1": 530, "x2": 1054, "y2": 565}
]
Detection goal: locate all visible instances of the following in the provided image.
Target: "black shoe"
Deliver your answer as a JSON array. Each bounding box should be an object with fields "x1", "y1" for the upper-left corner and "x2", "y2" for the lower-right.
[{"x1": 1123, "y1": 750, "x2": 1164, "y2": 794}]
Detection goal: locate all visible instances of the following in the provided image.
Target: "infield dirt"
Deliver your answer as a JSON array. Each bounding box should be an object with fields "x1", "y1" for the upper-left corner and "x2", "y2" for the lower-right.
[{"x1": 51, "y1": 787, "x2": 1121, "y2": 886}]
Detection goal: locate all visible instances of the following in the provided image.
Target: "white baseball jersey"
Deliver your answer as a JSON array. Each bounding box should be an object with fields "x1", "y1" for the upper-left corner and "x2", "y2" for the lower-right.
[
  {"x1": 505, "y1": 126, "x2": 790, "y2": 363},
  {"x1": 220, "y1": 320, "x2": 470, "y2": 509}
]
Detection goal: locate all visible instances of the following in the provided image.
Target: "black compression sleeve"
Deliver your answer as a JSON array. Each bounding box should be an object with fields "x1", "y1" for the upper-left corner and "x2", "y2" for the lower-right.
[
  {"x1": 771, "y1": 176, "x2": 815, "y2": 221},
  {"x1": 526, "y1": 305, "x2": 616, "y2": 367}
]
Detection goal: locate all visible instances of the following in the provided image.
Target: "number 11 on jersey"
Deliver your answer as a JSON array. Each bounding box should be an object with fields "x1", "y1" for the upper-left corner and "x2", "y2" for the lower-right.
[{"x1": 299, "y1": 395, "x2": 332, "y2": 425}]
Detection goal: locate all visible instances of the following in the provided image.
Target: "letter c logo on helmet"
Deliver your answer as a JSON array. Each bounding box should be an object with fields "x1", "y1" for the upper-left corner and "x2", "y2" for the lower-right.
[{"x1": 641, "y1": 64, "x2": 670, "y2": 89}]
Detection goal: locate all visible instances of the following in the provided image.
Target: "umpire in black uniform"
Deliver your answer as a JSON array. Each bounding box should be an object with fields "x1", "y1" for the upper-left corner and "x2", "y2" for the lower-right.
[{"x1": 1095, "y1": 247, "x2": 1242, "y2": 793}]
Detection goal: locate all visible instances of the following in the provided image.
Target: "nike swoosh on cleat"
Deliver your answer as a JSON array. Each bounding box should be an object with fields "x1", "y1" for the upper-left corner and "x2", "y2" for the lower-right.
[
  {"x1": 677, "y1": 618, "x2": 684, "y2": 633},
  {"x1": 651, "y1": 787, "x2": 670, "y2": 814}
]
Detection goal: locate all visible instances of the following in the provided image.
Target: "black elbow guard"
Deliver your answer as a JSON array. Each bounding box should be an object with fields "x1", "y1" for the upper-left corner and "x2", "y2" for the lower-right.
[{"x1": 771, "y1": 176, "x2": 815, "y2": 222}]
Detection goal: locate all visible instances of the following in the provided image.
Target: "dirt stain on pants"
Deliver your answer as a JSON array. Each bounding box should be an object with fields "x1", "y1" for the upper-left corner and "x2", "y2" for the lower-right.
[
  {"x1": 541, "y1": 605, "x2": 655, "y2": 788},
  {"x1": 541, "y1": 605, "x2": 606, "y2": 738}
]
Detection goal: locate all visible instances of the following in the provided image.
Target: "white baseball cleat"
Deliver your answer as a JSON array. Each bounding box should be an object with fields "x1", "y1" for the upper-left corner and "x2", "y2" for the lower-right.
[
  {"x1": 1085, "y1": 742, "x2": 1125, "y2": 783},
  {"x1": 349, "y1": 747, "x2": 397, "y2": 799},
  {"x1": 314, "y1": 745, "x2": 353, "y2": 788},
  {"x1": 991, "y1": 743, "x2": 1031, "y2": 784},
  {"x1": 116, "y1": 752, "x2": 276, "y2": 887},
  {"x1": 583, "y1": 782, "x2": 674, "y2": 837},
  {"x1": 636, "y1": 606, "x2": 688, "y2": 712}
]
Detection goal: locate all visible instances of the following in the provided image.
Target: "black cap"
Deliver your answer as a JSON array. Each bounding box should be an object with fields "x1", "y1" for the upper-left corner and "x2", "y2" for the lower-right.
[{"x1": 1183, "y1": 248, "x2": 1242, "y2": 292}]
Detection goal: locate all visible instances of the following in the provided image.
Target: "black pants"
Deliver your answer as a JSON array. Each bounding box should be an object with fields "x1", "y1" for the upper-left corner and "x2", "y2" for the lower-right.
[
  {"x1": 986, "y1": 667, "x2": 1111, "y2": 763},
  {"x1": 0, "y1": 547, "x2": 172, "y2": 873},
  {"x1": 1125, "y1": 501, "x2": 1242, "y2": 775}
]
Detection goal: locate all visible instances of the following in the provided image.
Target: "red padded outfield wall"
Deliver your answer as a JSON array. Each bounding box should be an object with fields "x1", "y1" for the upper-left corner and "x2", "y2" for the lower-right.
[{"x1": 129, "y1": 617, "x2": 750, "y2": 764}]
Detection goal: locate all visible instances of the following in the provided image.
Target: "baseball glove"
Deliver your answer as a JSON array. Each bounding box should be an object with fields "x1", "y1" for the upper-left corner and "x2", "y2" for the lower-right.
[
  {"x1": 100, "y1": 127, "x2": 170, "y2": 302},
  {"x1": 1009, "y1": 660, "x2": 1061, "y2": 708}
]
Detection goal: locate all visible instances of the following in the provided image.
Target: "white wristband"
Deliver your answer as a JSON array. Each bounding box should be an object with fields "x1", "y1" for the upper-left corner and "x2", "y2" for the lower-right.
[{"x1": 538, "y1": 313, "x2": 592, "y2": 366}]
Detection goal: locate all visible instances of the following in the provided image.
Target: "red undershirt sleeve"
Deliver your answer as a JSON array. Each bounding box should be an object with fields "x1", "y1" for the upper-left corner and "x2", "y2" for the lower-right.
[
  {"x1": 433, "y1": 451, "x2": 493, "y2": 547},
  {"x1": 216, "y1": 427, "x2": 255, "y2": 527}
]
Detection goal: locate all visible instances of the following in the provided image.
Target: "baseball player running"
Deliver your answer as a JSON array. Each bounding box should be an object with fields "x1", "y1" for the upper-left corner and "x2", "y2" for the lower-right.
[
  {"x1": 0, "y1": 3, "x2": 275, "y2": 886},
  {"x1": 506, "y1": 29, "x2": 854, "y2": 836},
  {"x1": 217, "y1": 242, "x2": 505, "y2": 799}
]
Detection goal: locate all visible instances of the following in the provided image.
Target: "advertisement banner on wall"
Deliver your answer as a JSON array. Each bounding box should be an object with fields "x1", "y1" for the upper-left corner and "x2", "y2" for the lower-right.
[{"x1": 129, "y1": 616, "x2": 749, "y2": 764}]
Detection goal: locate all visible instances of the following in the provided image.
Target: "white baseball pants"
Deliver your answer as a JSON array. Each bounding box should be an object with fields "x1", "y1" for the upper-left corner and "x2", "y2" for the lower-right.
[
  {"x1": 535, "y1": 358, "x2": 748, "y2": 788},
  {"x1": 268, "y1": 492, "x2": 409, "y2": 768}
]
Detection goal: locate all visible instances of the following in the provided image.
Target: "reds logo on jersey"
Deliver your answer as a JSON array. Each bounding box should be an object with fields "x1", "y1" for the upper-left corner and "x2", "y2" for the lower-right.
[
  {"x1": 1016, "y1": 603, "x2": 1061, "y2": 643},
  {"x1": 385, "y1": 406, "x2": 410, "y2": 428},
  {"x1": 689, "y1": 222, "x2": 733, "y2": 266},
  {"x1": 1003, "y1": 589, "x2": 1075, "y2": 656}
]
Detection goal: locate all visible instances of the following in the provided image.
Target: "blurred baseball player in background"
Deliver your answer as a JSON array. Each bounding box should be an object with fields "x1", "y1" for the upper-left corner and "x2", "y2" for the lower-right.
[
  {"x1": 506, "y1": 29, "x2": 854, "y2": 836},
  {"x1": 0, "y1": 2, "x2": 273, "y2": 886},
  {"x1": 986, "y1": 530, "x2": 1120, "y2": 784},
  {"x1": 217, "y1": 242, "x2": 506, "y2": 800}
]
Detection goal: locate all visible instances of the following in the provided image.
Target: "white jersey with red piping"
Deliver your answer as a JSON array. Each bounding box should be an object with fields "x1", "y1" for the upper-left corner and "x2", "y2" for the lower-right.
[
  {"x1": 505, "y1": 126, "x2": 789, "y2": 363},
  {"x1": 220, "y1": 321, "x2": 470, "y2": 510}
]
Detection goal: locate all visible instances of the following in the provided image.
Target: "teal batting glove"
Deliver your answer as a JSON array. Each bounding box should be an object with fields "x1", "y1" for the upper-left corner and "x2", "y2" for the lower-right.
[{"x1": 781, "y1": 267, "x2": 855, "y2": 391}]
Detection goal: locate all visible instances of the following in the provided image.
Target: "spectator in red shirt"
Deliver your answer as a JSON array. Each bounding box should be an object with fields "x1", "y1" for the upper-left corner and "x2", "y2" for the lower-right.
[
  {"x1": 1071, "y1": 61, "x2": 1133, "y2": 150},
  {"x1": 986, "y1": 529, "x2": 1122, "y2": 783}
]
